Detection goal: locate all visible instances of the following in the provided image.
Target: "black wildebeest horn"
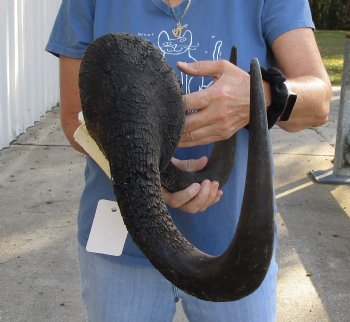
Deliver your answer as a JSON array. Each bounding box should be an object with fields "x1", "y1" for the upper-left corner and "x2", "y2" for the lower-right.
[{"x1": 79, "y1": 33, "x2": 274, "y2": 302}]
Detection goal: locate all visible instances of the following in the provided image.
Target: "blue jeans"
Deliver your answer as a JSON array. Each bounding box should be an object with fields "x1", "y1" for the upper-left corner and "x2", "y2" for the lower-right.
[{"x1": 78, "y1": 244, "x2": 277, "y2": 322}]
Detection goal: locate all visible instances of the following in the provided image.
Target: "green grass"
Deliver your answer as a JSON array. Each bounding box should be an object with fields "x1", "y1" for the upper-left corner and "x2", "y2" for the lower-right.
[{"x1": 315, "y1": 30, "x2": 349, "y2": 85}]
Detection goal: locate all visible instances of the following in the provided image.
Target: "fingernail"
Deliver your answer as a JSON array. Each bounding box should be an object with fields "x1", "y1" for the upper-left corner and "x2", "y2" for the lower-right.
[
  {"x1": 177, "y1": 61, "x2": 187, "y2": 68},
  {"x1": 192, "y1": 183, "x2": 201, "y2": 193}
]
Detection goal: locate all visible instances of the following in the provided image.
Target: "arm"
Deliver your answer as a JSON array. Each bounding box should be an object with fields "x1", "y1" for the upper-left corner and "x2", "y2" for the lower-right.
[
  {"x1": 177, "y1": 28, "x2": 331, "y2": 146},
  {"x1": 273, "y1": 28, "x2": 331, "y2": 132},
  {"x1": 60, "y1": 55, "x2": 86, "y2": 154}
]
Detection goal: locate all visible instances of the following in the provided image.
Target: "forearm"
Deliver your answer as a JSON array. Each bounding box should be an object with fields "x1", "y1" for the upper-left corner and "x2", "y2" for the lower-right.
[
  {"x1": 278, "y1": 75, "x2": 331, "y2": 132},
  {"x1": 271, "y1": 28, "x2": 332, "y2": 133},
  {"x1": 61, "y1": 112, "x2": 86, "y2": 154},
  {"x1": 60, "y1": 56, "x2": 87, "y2": 154}
]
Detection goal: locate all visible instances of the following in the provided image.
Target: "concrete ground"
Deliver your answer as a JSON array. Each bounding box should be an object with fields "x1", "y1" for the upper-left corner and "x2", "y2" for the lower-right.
[{"x1": 0, "y1": 87, "x2": 349, "y2": 322}]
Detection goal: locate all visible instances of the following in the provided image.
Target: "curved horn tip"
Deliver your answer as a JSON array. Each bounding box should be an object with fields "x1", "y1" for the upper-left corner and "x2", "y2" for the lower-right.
[
  {"x1": 249, "y1": 58, "x2": 264, "y2": 97},
  {"x1": 230, "y1": 46, "x2": 237, "y2": 65},
  {"x1": 249, "y1": 57, "x2": 267, "y2": 130},
  {"x1": 249, "y1": 58, "x2": 261, "y2": 75}
]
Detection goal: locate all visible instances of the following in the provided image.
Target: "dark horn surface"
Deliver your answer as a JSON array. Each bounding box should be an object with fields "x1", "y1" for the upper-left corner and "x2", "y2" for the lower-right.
[{"x1": 79, "y1": 33, "x2": 274, "y2": 302}]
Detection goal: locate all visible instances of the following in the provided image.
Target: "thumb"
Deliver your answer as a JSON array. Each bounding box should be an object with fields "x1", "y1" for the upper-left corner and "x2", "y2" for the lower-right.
[{"x1": 171, "y1": 156, "x2": 208, "y2": 172}]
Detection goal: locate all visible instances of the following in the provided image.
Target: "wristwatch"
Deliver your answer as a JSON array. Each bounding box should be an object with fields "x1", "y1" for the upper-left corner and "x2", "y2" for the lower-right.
[{"x1": 261, "y1": 67, "x2": 297, "y2": 129}]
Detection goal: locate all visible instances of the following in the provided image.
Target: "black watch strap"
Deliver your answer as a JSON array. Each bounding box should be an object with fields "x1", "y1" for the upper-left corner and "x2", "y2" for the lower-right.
[{"x1": 261, "y1": 67, "x2": 297, "y2": 129}]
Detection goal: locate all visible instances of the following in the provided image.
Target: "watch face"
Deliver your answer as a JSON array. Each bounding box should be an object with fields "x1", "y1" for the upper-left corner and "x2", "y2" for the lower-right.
[{"x1": 280, "y1": 93, "x2": 297, "y2": 121}]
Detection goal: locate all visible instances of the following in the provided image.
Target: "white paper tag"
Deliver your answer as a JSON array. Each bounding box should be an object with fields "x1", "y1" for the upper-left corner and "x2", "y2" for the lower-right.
[
  {"x1": 73, "y1": 112, "x2": 111, "y2": 178},
  {"x1": 86, "y1": 200, "x2": 128, "y2": 256}
]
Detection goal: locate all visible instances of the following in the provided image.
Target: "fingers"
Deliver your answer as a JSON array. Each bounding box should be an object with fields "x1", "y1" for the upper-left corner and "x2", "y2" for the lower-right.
[
  {"x1": 162, "y1": 180, "x2": 223, "y2": 214},
  {"x1": 164, "y1": 158, "x2": 223, "y2": 213},
  {"x1": 176, "y1": 59, "x2": 251, "y2": 147},
  {"x1": 178, "y1": 110, "x2": 247, "y2": 147},
  {"x1": 182, "y1": 88, "x2": 211, "y2": 112},
  {"x1": 178, "y1": 60, "x2": 225, "y2": 112},
  {"x1": 178, "y1": 125, "x2": 224, "y2": 147},
  {"x1": 177, "y1": 60, "x2": 224, "y2": 78},
  {"x1": 162, "y1": 183, "x2": 201, "y2": 209},
  {"x1": 181, "y1": 86, "x2": 225, "y2": 135},
  {"x1": 171, "y1": 156, "x2": 208, "y2": 172},
  {"x1": 197, "y1": 180, "x2": 222, "y2": 212},
  {"x1": 179, "y1": 90, "x2": 250, "y2": 146}
]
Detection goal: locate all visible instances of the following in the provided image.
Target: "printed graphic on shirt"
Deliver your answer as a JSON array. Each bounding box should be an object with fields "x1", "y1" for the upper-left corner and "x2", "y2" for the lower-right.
[
  {"x1": 136, "y1": 28, "x2": 222, "y2": 94},
  {"x1": 157, "y1": 29, "x2": 223, "y2": 94}
]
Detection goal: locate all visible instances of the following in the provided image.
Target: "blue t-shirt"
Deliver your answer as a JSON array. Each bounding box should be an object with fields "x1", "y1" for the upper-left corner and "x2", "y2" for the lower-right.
[{"x1": 46, "y1": 0, "x2": 314, "y2": 266}]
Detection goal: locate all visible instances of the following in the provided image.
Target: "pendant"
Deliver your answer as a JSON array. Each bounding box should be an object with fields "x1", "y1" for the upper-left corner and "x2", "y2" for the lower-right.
[{"x1": 172, "y1": 22, "x2": 188, "y2": 38}]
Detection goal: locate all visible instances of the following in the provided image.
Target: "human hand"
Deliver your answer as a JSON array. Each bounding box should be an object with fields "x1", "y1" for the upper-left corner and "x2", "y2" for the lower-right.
[
  {"x1": 162, "y1": 157, "x2": 223, "y2": 213},
  {"x1": 177, "y1": 60, "x2": 251, "y2": 147}
]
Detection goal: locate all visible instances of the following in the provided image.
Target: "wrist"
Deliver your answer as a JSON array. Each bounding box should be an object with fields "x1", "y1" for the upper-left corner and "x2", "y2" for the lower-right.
[
  {"x1": 245, "y1": 67, "x2": 297, "y2": 131},
  {"x1": 261, "y1": 67, "x2": 297, "y2": 129},
  {"x1": 263, "y1": 80, "x2": 272, "y2": 108}
]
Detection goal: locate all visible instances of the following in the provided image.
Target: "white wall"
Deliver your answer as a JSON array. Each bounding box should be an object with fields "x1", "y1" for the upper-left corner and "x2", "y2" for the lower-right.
[{"x1": 0, "y1": 0, "x2": 61, "y2": 149}]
